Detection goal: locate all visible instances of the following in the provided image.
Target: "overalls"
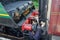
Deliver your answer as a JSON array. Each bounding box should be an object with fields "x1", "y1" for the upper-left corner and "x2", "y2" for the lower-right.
[{"x1": 29, "y1": 25, "x2": 43, "y2": 40}]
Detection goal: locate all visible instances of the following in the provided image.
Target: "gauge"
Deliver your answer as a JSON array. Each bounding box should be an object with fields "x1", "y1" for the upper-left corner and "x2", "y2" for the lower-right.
[
  {"x1": 23, "y1": 3, "x2": 28, "y2": 11},
  {"x1": 28, "y1": 1, "x2": 33, "y2": 5},
  {"x1": 19, "y1": 6, "x2": 24, "y2": 10},
  {"x1": 24, "y1": 3, "x2": 28, "y2": 6},
  {"x1": 28, "y1": 1, "x2": 33, "y2": 8},
  {"x1": 19, "y1": 6, "x2": 25, "y2": 14}
]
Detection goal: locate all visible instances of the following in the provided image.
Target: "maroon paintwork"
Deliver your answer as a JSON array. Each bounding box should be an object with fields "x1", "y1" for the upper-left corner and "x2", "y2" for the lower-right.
[{"x1": 48, "y1": 0, "x2": 60, "y2": 36}]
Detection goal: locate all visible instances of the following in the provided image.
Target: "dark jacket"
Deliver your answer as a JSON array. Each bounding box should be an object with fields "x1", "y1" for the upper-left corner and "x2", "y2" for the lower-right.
[{"x1": 29, "y1": 27, "x2": 43, "y2": 40}]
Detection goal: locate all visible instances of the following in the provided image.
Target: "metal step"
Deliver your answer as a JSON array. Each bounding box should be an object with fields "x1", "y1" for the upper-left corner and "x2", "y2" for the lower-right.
[
  {"x1": 0, "y1": 33, "x2": 24, "y2": 40},
  {"x1": 52, "y1": 35, "x2": 60, "y2": 40}
]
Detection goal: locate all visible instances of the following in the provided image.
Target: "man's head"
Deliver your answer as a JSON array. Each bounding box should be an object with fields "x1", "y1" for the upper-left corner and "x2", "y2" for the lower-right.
[
  {"x1": 40, "y1": 21, "x2": 45, "y2": 27},
  {"x1": 14, "y1": 11, "x2": 21, "y2": 19},
  {"x1": 14, "y1": 11, "x2": 20, "y2": 16}
]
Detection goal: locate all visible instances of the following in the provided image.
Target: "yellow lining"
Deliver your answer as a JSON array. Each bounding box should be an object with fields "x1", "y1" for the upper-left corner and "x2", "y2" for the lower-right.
[
  {"x1": 0, "y1": 14, "x2": 9, "y2": 16},
  {"x1": 51, "y1": 12, "x2": 60, "y2": 15}
]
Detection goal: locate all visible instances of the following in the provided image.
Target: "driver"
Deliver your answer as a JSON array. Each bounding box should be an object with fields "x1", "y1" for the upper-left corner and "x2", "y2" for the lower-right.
[{"x1": 28, "y1": 21, "x2": 45, "y2": 40}]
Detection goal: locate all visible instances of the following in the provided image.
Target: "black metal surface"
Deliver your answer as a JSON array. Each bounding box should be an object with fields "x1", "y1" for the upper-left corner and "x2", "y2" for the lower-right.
[
  {"x1": 0, "y1": 33, "x2": 24, "y2": 40},
  {"x1": 39, "y1": 1, "x2": 48, "y2": 40},
  {"x1": 39, "y1": 0, "x2": 48, "y2": 22},
  {"x1": 0, "y1": 18, "x2": 18, "y2": 28}
]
